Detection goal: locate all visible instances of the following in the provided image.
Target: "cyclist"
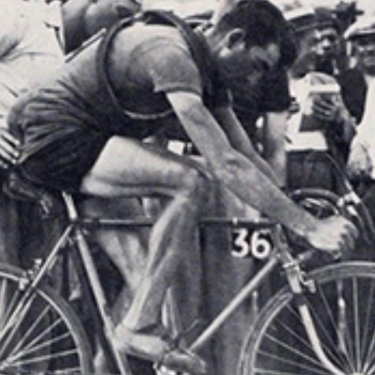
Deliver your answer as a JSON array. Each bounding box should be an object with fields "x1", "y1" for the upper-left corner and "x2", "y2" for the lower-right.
[{"x1": 9, "y1": 0, "x2": 357, "y2": 374}]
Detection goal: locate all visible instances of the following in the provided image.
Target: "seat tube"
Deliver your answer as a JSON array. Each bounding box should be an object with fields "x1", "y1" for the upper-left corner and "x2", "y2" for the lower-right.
[
  {"x1": 74, "y1": 226, "x2": 133, "y2": 375},
  {"x1": 62, "y1": 193, "x2": 132, "y2": 375}
]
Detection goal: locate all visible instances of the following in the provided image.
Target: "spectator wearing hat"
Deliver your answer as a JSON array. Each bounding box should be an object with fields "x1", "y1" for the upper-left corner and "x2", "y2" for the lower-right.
[
  {"x1": 285, "y1": 6, "x2": 356, "y2": 192},
  {"x1": 345, "y1": 18, "x2": 375, "y2": 214},
  {"x1": 337, "y1": 15, "x2": 375, "y2": 125},
  {"x1": 315, "y1": 7, "x2": 345, "y2": 76}
]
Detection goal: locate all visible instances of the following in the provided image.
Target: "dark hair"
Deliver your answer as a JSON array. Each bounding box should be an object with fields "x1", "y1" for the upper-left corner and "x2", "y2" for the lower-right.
[{"x1": 216, "y1": 0, "x2": 297, "y2": 68}]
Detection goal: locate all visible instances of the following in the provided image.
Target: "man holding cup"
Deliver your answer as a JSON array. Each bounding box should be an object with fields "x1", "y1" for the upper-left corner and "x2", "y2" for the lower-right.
[{"x1": 285, "y1": 6, "x2": 356, "y2": 192}]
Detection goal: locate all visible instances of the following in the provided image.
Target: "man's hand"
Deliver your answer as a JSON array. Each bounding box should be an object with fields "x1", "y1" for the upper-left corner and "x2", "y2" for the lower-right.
[
  {"x1": 305, "y1": 216, "x2": 358, "y2": 258},
  {"x1": 312, "y1": 94, "x2": 356, "y2": 143},
  {"x1": 312, "y1": 94, "x2": 344, "y2": 123},
  {"x1": 0, "y1": 127, "x2": 20, "y2": 170},
  {"x1": 312, "y1": 94, "x2": 354, "y2": 129}
]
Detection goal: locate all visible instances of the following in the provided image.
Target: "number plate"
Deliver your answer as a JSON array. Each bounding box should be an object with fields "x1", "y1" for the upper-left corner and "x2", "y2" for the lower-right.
[{"x1": 231, "y1": 227, "x2": 274, "y2": 259}]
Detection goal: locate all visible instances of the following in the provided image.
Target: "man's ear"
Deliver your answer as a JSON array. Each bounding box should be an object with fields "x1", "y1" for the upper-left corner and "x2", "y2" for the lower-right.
[{"x1": 226, "y1": 28, "x2": 246, "y2": 49}]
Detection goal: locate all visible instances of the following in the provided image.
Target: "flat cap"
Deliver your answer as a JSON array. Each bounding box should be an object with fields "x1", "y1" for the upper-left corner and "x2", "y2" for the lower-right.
[
  {"x1": 344, "y1": 16, "x2": 375, "y2": 40},
  {"x1": 284, "y1": 5, "x2": 318, "y2": 34}
]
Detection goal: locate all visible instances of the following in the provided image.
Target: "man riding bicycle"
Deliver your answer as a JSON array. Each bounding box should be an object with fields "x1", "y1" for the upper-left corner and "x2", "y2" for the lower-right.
[{"x1": 8, "y1": 1, "x2": 357, "y2": 374}]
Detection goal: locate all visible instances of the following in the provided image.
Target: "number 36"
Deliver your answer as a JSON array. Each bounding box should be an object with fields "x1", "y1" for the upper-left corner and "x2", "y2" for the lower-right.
[{"x1": 231, "y1": 228, "x2": 273, "y2": 260}]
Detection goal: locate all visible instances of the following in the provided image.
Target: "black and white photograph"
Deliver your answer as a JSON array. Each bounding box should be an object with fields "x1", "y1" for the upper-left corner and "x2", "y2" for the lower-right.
[{"x1": 0, "y1": 0, "x2": 374, "y2": 374}]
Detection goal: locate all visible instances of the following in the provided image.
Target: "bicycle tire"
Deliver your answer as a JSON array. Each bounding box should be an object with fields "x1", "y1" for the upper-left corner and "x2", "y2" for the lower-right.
[
  {"x1": 239, "y1": 261, "x2": 375, "y2": 375},
  {"x1": 0, "y1": 262, "x2": 93, "y2": 375}
]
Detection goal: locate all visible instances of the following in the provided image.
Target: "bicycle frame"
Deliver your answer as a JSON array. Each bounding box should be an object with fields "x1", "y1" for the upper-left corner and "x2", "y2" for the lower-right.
[
  {"x1": 189, "y1": 222, "x2": 349, "y2": 375},
  {"x1": 15, "y1": 191, "x2": 354, "y2": 375}
]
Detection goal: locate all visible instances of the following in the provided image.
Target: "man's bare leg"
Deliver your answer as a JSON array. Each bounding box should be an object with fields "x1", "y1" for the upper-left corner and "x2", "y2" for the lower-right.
[
  {"x1": 81, "y1": 197, "x2": 148, "y2": 372},
  {"x1": 80, "y1": 136, "x2": 209, "y2": 374},
  {"x1": 81, "y1": 196, "x2": 148, "y2": 311}
]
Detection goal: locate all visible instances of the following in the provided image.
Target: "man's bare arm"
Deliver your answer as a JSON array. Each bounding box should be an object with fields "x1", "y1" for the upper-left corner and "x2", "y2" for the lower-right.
[
  {"x1": 167, "y1": 91, "x2": 357, "y2": 253},
  {"x1": 212, "y1": 106, "x2": 280, "y2": 186}
]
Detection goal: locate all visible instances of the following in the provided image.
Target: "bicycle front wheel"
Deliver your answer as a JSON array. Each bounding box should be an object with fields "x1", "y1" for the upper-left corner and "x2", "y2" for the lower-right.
[
  {"x1": 0, "y1": 262, "x2": 93, "y2": 375},
  {"x1": 239, "y1": 261, "x2": 375, "y2": 375}
]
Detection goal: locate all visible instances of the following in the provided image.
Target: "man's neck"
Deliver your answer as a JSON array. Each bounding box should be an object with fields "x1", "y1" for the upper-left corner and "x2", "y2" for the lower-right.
[{"x1": 202, "y1": 27, "x2": 223, "y2": 60}]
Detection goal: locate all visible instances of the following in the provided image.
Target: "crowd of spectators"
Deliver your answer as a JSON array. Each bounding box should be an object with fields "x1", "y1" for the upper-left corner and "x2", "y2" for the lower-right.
[{"x1": 0, "y1": 1, "x2": 375, "y2": 375}]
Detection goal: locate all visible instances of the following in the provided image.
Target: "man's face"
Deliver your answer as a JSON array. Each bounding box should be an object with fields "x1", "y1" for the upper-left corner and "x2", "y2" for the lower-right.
[
  {"x1": 354, "y1": 34, "x2": 375, "y2": 74},
  {"x1": 84, "y1": 0, "x2": 141, "y2": 36},
  {"x1": 292, "y1": 29, "x2": 319, "y2": 77},
  {"x1": 317, "y1": 26, "x2": 340, "y2": 61},
  {"x1": 217, "y1": 36, "x2": 280, "y2": 86}
]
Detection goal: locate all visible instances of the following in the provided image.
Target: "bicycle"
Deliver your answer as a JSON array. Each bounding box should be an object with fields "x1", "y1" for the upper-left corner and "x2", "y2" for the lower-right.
[{"x1": 1, "y1": 170, "x2": 375, "y2": 375}]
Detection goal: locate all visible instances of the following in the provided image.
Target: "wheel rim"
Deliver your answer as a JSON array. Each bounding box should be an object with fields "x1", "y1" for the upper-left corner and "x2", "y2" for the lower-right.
[
  {"x1": 0, "y1": 272, "x2": 89, "y2": 375},
  {"x1": 244, "y1": 263, "x2": 375, "y2": 375}
]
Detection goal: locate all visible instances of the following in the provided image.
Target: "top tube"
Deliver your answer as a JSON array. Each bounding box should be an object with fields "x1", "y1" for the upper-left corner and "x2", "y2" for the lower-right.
[{"x1": 61, "y1": 191, "x2": 276, "y2": 229}]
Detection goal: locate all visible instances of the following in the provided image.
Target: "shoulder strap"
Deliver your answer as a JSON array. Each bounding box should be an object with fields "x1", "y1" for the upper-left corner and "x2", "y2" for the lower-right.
[
  {"x1": 96, "y1": 10, "x2": 213, "y2": 119},
  {"x1": 96, "y1": 14, "x2": 137, "y2": 120},
  {"x1": 142, "y1": 10, "x2": 213, "y2": 93}
]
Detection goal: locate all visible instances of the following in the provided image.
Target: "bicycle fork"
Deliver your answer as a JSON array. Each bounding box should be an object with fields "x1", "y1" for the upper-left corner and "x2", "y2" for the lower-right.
[{"x1": 276, "y1": 227, "x2": 347, "y2": 375}]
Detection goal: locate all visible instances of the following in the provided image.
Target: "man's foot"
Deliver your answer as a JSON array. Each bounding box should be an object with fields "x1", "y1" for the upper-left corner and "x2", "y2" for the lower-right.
[
  {"x1": 115, "y1": 325, "x2": 207, "y2": 375},
  {"x1": 157, "y1": 347, "x2": 207, "y2": 375}
]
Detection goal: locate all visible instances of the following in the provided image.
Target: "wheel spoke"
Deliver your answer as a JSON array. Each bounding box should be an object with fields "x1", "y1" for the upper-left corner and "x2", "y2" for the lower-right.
[
  {"x1": 6, "y1": 330, "x2": 72, "y2": 365},
  {"x1": 242, "y1": 263, "x2": 375, "y2": 375},
  {"x1": 352, "y1": 277, "x2": 361, "y2": 372},
  {"x1": 361, "y1": 277, "x2": 375, "y2": 372},
  {"x1": 311, "y1": 280, "x2": 354, "y2": 373},
  {"x1": 0, "y1": 265, "x2": 91, "y2": 374},
  {"x1": 8, "y1": 348, "x2": 80, "y2": 367},
  {"x1": 258, "y1": 335, "x2": 328, "y2": 374},
  {"x1": 8, "y1": 303, "x2": 54, "y2": 357}
]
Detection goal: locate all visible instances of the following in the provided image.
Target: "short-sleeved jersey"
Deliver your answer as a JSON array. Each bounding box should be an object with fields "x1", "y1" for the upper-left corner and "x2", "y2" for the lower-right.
[{"x1": 14, "y1": 22, "x2": 229, "y2": 159}]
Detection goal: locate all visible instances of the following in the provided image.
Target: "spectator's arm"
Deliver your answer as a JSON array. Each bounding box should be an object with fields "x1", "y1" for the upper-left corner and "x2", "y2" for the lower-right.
[
  {"x1": 347, "y1": 79, "x2": 375, "y2": 179},
  {"x1": 354, "y1": 79, "x2": 375, "y2": 149}
]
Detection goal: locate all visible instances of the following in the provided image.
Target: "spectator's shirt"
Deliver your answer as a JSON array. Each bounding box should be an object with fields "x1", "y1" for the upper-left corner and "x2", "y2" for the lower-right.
[
  {"x1": 286, "y1": 72, "x2": 341, "y2": 152},
  {"x1": 337, "y1": 68, "x2": 369, "y2": 124},
  {"x1": 351, "y1": 78, "x2": 375, "y2": 177},
  {"x1": 0, "y1": 0, "x2": 63, "y2": 124},
  {"x1": 13, "y1": 23, "x2": 229, "y2": 159}
]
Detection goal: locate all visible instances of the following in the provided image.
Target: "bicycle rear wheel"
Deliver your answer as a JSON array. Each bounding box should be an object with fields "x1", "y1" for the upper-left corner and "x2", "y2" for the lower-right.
[
  {"x1": 239, "y1": 261, "x2": 375, "y2": 375},
  {"x1": 0, "y1": 262, "x2": 93, "y2": 374}
]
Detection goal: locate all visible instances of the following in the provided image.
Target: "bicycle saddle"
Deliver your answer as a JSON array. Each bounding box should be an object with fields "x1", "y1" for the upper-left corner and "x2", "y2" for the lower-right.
[{"x1": 3, "y1": 170, "x2": 62, "y2": 217}]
